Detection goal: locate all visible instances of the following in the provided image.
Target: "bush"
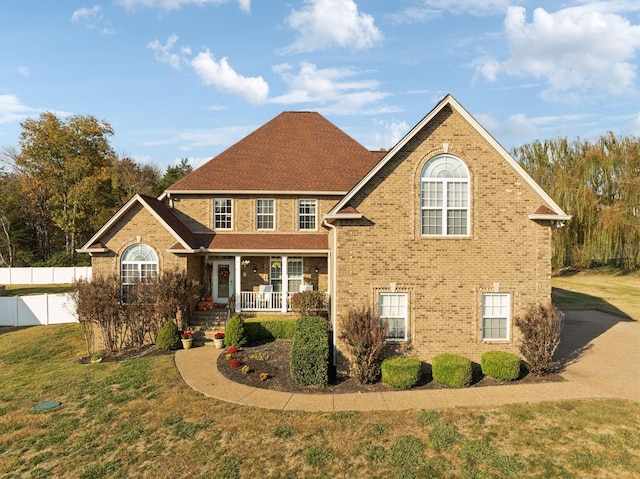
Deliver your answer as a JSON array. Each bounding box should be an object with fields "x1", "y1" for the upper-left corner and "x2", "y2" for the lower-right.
[
  {"x1": 481, "y1": 351, "x2": 521, "y2": 381},
  {"x1": 514, "y1": 303, "x2": 564, "y2": 376},
  {"x1": 225, "y1": 314, "x2": 247, "y2": 348},
  {"x1": 339, "y1": 306, "x2": 388, "y2": 384},
  {"x1": 245, "y1": 319, "x2": 297, "y2": 342},
  {"x1": 381, "y1": 356, "x2": 422, "y2": 389},
  {"x1": 156, "y1": 321, "x2": 181, "y2": 350},
  {"x1": 290, "y1": 291, "x2": 327, "y2": 316},
  {"x1": 432, "y1": 354, "x2": 472, "y2": 388},
  {"x1": 290, "y1": 316, "x2": 329, "y2": 387}
]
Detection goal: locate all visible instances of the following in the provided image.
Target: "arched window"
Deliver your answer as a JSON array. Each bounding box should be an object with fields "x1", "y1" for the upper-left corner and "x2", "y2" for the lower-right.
[
  {"x1": 420, "y1": 155, "x2": 470, "y2": 236},
  {"x1": 121, "y1": 244, "x2": 158, "y2": 301}
]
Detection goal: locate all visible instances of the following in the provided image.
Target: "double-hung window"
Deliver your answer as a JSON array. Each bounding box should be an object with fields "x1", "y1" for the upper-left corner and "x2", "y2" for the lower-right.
[
  {"x1": 379, "y1": 292, "x2": 408, "y2": 341},
  {"x1": 214, "y1": 198, "x2": 233, "y2": 230},
  {"x1": 421, "y1": 155, "x2": 469, "y2": 236},
  {"x1": 269, "y1": 257, "x2": 303, "y2": 293},
  {"x1": 257, "y1": 199, "x2": 275, "y2": 230},
  {"x1": 482, "y1": 293, "x2": 511, "y2": 340},
  {"x1": 298, "y1": 199, "x2": 317, "y2": 230}
]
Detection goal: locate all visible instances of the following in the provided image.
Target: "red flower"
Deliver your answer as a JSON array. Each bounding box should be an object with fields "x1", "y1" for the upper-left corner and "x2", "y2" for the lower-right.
[
  {"x1": 229, "y1": 359, "x2": 241, "y2": 368},
  {"x1": 214, "y1": 332, "x2": 225, "y2": 340},
  {"x1": 180, "y1": 331, "x2": 194, "y2": 339},
  {"x1": 227, "y1": 346, "x2": 239, "y2": 354}
]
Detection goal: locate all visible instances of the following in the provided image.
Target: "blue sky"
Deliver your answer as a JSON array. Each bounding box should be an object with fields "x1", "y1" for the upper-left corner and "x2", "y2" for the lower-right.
[{"x1": 1, "y1": 0, "x2": 640, "y2": 171}]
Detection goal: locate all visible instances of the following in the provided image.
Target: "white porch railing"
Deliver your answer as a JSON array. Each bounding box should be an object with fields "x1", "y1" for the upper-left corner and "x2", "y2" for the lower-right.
[{"x1": 238, "y1": 291, "x2": 328, "y2": 312}]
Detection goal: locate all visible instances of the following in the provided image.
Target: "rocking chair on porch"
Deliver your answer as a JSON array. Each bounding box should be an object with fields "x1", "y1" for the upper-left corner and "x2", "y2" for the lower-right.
[{"x1": 258, "y1": 284, "x2": 273, "y2": 309}]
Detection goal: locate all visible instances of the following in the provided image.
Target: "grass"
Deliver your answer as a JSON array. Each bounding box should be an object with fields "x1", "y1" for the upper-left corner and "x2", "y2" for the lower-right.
[
  {"x1": 552, "y1": 268, "x2": 640, "y2": 319},
  {"x1": 3, "y1": 284, "x2": 75, "y2": 296},
  {"x1": 0, "y1": 270, "x2": 638, "y2": 478}
]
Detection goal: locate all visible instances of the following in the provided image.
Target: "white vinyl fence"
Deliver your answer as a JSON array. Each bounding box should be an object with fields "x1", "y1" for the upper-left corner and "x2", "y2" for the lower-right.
[
  {"x1": 0, "y1": 294, "x2": 78, "y2": 327},
  {"x1": 0, "y1": 267, "x2": 92, "y2": 285}
]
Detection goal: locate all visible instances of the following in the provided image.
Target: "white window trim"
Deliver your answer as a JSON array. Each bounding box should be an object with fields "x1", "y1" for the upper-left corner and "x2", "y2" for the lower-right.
[
  {"x1": 420, "y1": 154, "x2": 470, "y2": 237},
  {"x1": 214, "y1": 198, "x2": 233, "y2": 231},
  {"x1": 120, "y1": 244, "x2": 158, "y2": 302},
  {"x1": 256, "y1": 198, "x2": 276, "y2": 231},
  {"x1": 379, "y1": 292, "x2": 408, "y2": 341},
  {"x1": 481, "y1": 292, "x2": 511, "y2": 341},
  {"x1": 298, "y1": 199, "x2": 318, "y2": 231}
]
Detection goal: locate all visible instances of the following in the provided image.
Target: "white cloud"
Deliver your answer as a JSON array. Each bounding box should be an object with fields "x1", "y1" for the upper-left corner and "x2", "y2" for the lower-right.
[
  {"x1": 390, "y1": 0, "x2": 514, "y2": 23},
  {"x1": 476, "y1": 112, "x2": 539, "y2": 140},
  {"x1": 628, "y1": 112, "x2": 640, "y2": 136},
  {"x1": 270, "y1": 61, "x2": 390, "y2": 115},
  {"x1": 115, "y1": 0, "x2": 249, "y2": 13},
  {"x1": 476, "y1": 5, "x2": 640, "y2": 99},
  {"x1": 17, "y1": 66, "x2": 30, "y2": 77},
  {"x1": 71, "y1": 5, "x2": 113, "y2": 34},
  {"x1": 372, "y1": 119, "x2": 409, "y2": 149},
  {"x1": 142, "y1": 126, "x2": 253, "y2": 150},
  {"x1": 0, "y1": 95, "x2": 40, "y2": 125},
  {"x1": 147, "y1": 34, "x2": 190, "y2": 69},
  {"x1": 191, "y1": 51, "x2": 269, "y2": 103},
  {"x1": 284, "y1": 0, "x2": 381, "y2": 52}
]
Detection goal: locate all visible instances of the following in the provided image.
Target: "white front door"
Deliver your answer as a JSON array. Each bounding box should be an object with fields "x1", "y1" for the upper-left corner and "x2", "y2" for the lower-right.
[{"x1": 212, "y1": 260, "x2": 235, "y2": 305}]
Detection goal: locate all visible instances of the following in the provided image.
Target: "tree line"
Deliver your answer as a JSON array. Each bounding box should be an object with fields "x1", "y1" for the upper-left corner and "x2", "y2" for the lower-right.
[
  {"x1": 512, "y1": 132, "x2": 640, "y2": 270},
  {"x1": 0, "y1": 112, "x2": 192, "y2": 266},
  {"x1": 2, "y1": 112, "x2": 638, "y2": 271}
]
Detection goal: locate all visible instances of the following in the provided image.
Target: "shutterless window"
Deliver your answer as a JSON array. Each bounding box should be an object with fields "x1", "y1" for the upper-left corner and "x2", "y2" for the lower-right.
[
  {"x1": 121, "y1": 244, "x2": 158, "y2": 302},
  {"x1": 379, "y1": 292, "x2": 408, "y2": 341},
  {"x1": 214, "y1": 198, "x2": 232, "y2": 230},
  {"x1": 298, "y1": 199, "x2": 317, "y2": 230},
  {"x1": 287, "y1": 257, "x2": 303, "y2": 292},
  {"x1": 421, "y1": 155, "x2": 469, "y2": 236},
  {"x1": 482, "y1": 293, "x2": 510, "y2": 340},
  {"x1": 256, "y1": 199, "x2": 275, "y2": 230}
]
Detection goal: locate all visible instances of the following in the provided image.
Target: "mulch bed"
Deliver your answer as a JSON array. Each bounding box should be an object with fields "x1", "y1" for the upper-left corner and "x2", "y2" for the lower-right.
[{"x1": 216, "y1": 339, "x2": 564, "y2": 394}]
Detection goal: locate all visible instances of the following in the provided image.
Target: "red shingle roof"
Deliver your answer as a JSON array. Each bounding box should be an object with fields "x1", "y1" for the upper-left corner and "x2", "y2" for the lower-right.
[
  {"x1": 167, "y1": 112, "x2": 384, "y2": 192},
  {"x1": 170, "y1": 233, "x2": 328, "y2": 252}
]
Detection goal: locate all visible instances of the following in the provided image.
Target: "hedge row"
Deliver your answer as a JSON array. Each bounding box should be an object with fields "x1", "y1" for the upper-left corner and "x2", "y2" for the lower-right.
[
  {"x1": 290, "y1": 316, "x2": 329, "y2": 387},
  {"x1": 245, "y1": 318, "x2": 297, "y2": 342}
]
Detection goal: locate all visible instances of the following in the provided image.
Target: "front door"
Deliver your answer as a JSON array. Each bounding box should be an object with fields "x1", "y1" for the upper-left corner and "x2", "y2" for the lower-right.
[{"x1": 212, "y1": 260, "x2": 235, "y2": 305}]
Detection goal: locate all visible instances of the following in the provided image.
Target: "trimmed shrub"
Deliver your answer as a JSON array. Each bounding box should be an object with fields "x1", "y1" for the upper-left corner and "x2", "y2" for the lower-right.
[
  {"x1": 155, "y1": 321, "x2": 181, "y2": 350},
  {"x1": 245, "y1": 319, "x2": 297, "y2": 342},
  {"x1": 381, "y1": 356, "x2": 422, "y2": 389},
  {"x1": 290, "y1": 316, "x2": 329, "y2": 387},
  {"x1": 224, "y1": 314, "x2": 247, "y2": 348},
  {"x1": 432, "y1": 354, "x2": 472, "y2": 388},
  {"x1": 290, "y1": 291, "x2": 327, "y2": 316},
  {"x1": 339, "y1": 306, "x2": 388, "y2": 384},
  {"x1": 515, "y1": 303, "x2": 564, "y2": 376},
  {"x1": 481, "y1": 351, "x2": 521, "y2": 381}
]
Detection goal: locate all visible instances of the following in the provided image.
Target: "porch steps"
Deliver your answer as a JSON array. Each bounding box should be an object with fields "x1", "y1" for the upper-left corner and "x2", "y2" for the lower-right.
[{"x1": 189, "y1": 308, "x2": 229, "y2": 347}]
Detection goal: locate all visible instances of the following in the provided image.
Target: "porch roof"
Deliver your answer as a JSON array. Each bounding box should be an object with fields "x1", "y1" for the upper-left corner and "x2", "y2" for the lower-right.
[{"x1": 169, "y1": 232, "x2": 329, "y2": 254}]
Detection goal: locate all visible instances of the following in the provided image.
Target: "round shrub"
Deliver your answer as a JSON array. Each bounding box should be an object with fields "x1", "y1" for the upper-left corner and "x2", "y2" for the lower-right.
[
  {"x1": 381, "y1": 356, "x2": 422, "y2": 389},
  {"x1": 225, "y1": 314, "x2": 247, "y2": 348},
  {"x1": 156, "y1": 321, "x2": 181, "y2": 350},
  {"x1": 432, "y1": 354, "x2": 472, "y2": 388},
  {"x1": 290, "y1": 316, "x2": 329, "y2": 387},
  {"x1": 481, "y1": 351, "x2": 521, "y2": 381}
]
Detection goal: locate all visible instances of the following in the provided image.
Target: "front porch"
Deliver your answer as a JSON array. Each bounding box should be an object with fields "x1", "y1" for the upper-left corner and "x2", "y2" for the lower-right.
[{"x1": 200, "y1": 255, "x2": 330, "y2": 314}]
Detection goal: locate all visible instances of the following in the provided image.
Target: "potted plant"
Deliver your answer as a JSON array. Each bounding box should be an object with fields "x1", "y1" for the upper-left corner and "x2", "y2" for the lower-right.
[
  {"x1": 180, "y1": 331, "x2": 194, "y2": 349},
  {"x1": 213, "y1": 332, "x2": 225, "y2": 349}
]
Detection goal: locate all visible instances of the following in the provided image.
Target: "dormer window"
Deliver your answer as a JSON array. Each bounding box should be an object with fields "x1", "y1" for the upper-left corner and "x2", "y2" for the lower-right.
[{"x1": 420, "y1": 154, "x2": 470, "y2": 236}]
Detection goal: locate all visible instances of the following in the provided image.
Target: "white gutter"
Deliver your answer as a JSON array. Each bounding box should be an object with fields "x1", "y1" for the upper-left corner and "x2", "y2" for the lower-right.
[{"x1": 322, "y1": 218, "x2": 338, "y2": 367}]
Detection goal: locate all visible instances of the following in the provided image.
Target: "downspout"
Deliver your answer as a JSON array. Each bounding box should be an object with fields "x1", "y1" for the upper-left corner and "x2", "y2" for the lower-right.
[{"x1": 322, "y1": 218, "x2": 338, "y2": 366}]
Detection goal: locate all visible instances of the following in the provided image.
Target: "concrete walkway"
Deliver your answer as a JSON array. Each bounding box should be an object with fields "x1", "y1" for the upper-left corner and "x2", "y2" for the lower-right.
[{"x1": 174, "y1": 310, "x2": 639, "y2": 411}]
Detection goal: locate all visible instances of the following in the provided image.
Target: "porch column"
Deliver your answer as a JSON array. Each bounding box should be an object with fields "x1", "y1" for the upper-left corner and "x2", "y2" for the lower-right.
[
  {"x1": 281, "y1": 255, "x2": 288, "y2": 313},
  {"x1": 234, "y1": 255, "x2": 241, "y2": 312}
]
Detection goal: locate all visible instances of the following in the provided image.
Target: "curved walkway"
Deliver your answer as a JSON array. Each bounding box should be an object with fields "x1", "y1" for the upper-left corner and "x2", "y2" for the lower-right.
[{"x1": 175, "y1": 310, "x2": 639, "y2": 411}]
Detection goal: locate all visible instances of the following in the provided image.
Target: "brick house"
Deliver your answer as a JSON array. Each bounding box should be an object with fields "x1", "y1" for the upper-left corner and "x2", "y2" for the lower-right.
[{"x1": 79, "y1": 94, "x2": 569, "y2": 363}]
